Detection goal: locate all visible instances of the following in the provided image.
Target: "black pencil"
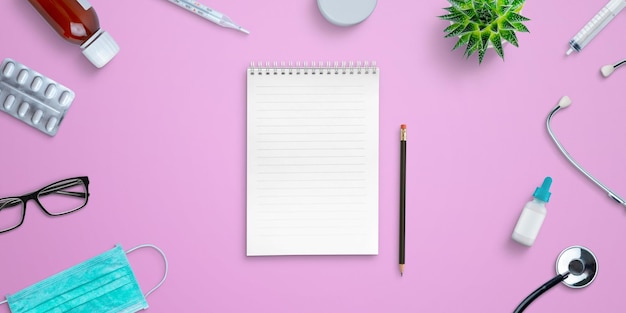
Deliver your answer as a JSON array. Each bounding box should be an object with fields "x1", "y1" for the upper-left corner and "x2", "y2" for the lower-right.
[{"x1": 400, "y1": 124, "x2": 406, "y2": 276}]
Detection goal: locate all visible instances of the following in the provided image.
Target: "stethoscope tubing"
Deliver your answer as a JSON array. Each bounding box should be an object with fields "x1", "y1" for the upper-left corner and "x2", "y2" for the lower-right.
[
  {"x1": 513, "y1": 272, "x2": 569, "y2": 313},
  {"x1": 546, "y1": 105, "x2": 626, "y2": 206}
]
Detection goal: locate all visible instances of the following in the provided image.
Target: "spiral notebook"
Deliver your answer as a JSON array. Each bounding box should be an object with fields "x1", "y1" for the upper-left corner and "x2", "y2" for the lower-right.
[{"x1": 246, "y1": 61, "x2": 379, "y2": 256}]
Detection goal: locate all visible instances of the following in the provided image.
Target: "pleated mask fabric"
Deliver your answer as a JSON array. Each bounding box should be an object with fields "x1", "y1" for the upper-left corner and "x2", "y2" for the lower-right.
[{"x1": 5, "y1": 244, "x2": 148, "y2": 313}]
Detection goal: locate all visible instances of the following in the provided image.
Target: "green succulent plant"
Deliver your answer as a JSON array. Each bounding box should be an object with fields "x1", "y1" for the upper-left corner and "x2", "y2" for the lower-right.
[{"x1": 439, "y1": 0, "x2": 530, "y2": 64}]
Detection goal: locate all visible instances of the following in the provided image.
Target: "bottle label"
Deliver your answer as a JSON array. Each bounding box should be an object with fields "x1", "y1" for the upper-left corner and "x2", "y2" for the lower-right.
[
  {"x1": 513, "y1": 208, "x2": 546, "y2": 241},
  {"x1": 76, "y1": 0, "x2": 92, "y2": 10}
]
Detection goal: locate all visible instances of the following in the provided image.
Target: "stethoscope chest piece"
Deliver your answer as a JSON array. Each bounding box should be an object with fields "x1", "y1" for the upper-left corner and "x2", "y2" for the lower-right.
[
  {"x1": 556, "y1": 245, "x2": 598, "y2": 288},
  {"x1": 514, "y1": 245, "x2": 599, "y2": 313}
]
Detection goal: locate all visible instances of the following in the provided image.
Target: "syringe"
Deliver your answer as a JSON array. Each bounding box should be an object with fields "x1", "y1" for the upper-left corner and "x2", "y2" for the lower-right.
[{"x1": 566, "y1": 0, "x2": 626, "y2": 55}]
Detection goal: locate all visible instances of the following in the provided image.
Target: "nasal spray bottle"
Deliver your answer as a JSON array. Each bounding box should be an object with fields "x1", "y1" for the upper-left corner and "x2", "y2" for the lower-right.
[{"x1": 512, "y1": 177, "x2": 552, "y2": 246}]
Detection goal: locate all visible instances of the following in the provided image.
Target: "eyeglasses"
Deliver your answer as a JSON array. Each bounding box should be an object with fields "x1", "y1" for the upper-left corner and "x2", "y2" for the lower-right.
[{"x1": 0, "y1": 176, "x2": 90, "y2": 233}]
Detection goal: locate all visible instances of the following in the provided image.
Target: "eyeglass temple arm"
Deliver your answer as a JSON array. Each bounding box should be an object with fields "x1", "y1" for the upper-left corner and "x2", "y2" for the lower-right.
[
  {"x1": 0, "y1": 199, "x2": 23, "y2": 210},
  {"x1": 38, "y1": 180, "x2": 88, "y2": 198},
  {"x1": 547, "y1": 105, "x2": 626, "y2": 207}
]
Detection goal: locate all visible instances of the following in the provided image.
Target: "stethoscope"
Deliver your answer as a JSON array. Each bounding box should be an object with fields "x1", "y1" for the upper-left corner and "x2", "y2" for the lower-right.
[
  {"x1": 514, "y1": 246, "x2": 599, "y2": 313},
  {"x1": 546, "y1": 96, "x2": 626, "y2": 207}
]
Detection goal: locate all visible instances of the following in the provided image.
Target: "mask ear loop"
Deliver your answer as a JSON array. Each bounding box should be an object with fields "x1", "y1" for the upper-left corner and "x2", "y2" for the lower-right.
[
  {"x1": 0, "y1": 299, "x2": 6, "y2": 305},
  {"x1": 125, "y1": 244, "x2": 169, "y2": 298}
]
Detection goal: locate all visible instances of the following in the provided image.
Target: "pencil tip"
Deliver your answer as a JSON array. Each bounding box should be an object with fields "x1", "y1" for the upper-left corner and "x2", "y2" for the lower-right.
[{"x1": 401, "y1": 272, "x2": 403, "y2": 277}]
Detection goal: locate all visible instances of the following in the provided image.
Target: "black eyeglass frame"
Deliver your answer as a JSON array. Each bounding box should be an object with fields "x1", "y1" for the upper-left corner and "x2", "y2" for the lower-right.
[{"x1": 0, "y1": 176, "x2": 90, "y2": 234}]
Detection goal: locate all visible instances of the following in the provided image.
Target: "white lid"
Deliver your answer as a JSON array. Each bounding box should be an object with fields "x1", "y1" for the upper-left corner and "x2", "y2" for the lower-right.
[
  {"x1": 317, "y1": 0, "x2": 377, "y2": 27},
  {"x1": 81, "y1": 30, "x2": 119, "y2": 68}
]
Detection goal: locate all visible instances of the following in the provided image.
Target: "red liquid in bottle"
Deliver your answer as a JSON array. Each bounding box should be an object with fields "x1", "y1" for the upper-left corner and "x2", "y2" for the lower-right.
[{"x1": 28, "y1": 0, "x2": 119, "y2": 68}]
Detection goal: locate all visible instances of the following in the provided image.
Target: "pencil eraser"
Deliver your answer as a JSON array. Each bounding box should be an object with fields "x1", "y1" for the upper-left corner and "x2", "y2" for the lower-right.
[
  {"x1": 401, "y1": 124, "x2": 406, "y2": 129},
  {"x1": 317, "y1": 0, "x2": 377, "y2": 27}
]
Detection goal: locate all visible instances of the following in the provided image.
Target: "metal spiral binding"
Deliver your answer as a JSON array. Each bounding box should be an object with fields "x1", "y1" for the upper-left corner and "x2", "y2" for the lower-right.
[{"x1": 249, "y1": 61, "x2": 377, "y2": 75}]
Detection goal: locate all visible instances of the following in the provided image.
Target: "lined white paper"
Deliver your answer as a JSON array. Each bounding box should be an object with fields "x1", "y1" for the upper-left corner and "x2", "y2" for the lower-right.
[{"x1": 246, "y1": 66, "x2": 379, "y2": 256}]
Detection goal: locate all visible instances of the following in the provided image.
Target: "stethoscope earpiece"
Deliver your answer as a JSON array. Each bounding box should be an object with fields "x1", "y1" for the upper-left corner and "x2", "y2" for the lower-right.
[
  {"x1": 601, "y1": 64, "x2": 615, "y2": 77},
  {"x1": 601, "y1": 58, "x2": 626, "y2": 78}
]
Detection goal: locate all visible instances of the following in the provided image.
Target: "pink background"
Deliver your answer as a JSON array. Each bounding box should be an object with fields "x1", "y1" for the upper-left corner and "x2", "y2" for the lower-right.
[{"x1": 1, "y1": 0, "x2": 626, "y2": 312}]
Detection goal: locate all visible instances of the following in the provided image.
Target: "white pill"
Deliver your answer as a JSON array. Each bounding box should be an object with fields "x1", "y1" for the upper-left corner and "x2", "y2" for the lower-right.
[
  {"x1": 58, "y1": 91, "x2": 71, "y2": 107},
  {"x1": 31, "y1": 76, "x2": 43, "y2": 92},
  {"x1": 18, "y1": 102, "x2": 29, "y2": 117},
  {"x1": 16, "y1": 69, "x2": 29, "y2": 85},
  {"x1": 3, "y1": 95, "x2": 15, "y2": 109},
  {"x1": 32, "y1": 109, "x2": 43, "y2": 124},
  {"x1": 44, "y1": 84, "x2": 57, "y2": 99},
  {"x1": 2, "y1": 62, "x2": 15, "y2": 77},
  {"x1": 46, "y1": 117, "x2": 58, "y2": 132}
]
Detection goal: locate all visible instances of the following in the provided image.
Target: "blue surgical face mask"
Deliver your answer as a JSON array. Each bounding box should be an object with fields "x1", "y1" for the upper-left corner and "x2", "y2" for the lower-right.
[{"x1": 0, "y1": 244, "x2": 168, "y2": 313}]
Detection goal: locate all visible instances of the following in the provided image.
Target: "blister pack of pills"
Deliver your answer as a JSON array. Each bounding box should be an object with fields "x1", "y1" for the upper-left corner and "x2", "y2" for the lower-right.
[{"x1": 0, "y1": 58, "x2": 75, "y2": 136}]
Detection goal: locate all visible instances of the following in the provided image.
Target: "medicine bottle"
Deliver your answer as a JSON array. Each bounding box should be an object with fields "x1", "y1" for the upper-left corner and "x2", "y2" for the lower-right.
[
  {"x1": 512, "y1": 177, "x2": 552, "y2": 247},
  {"x1": 28, "y1": 0, "x2": 119, "y2": 68}
]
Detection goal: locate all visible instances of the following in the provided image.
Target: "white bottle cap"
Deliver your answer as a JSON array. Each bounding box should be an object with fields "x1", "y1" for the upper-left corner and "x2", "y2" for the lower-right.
[
  {"x1": 317, "y1": 0, "x2": 377, "y2": 27},
  {"x1": 81, "y1": 29, "x2": 119, "y2": 68}
]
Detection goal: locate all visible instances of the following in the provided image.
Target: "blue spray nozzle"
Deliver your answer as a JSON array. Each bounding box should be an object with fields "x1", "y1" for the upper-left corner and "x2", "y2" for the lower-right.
[{"x1": 533, "y1": 177, "x2": 553, "y2": 202}]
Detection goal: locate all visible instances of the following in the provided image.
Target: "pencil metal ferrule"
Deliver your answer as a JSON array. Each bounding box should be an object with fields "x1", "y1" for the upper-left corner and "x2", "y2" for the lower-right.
[{"x1": 400, "y1": 128, "x2": 407, "y2": 141}]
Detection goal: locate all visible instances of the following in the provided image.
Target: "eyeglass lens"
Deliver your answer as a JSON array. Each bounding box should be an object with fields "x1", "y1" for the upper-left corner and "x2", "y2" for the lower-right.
[
  {"x1": 0, "y1": 198, "x2": 24, "y2": 232},
  {"x1": 37, "y1": 178, "x2": 88, "y2": 215}
]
